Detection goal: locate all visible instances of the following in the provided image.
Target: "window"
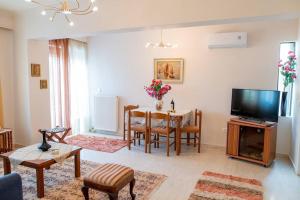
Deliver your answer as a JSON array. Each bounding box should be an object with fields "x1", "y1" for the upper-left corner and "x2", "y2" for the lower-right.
[
  {"x1": 49, "y1": 39, "x2": 90, "y2": 134},
  {"x1": 278, "y1": 42, "x2": 296, "y2": 116}
]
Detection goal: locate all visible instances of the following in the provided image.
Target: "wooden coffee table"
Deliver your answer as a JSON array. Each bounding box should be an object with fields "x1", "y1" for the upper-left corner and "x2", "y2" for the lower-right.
[{"x1": 0, "y1": 144, "x2": 82, "y2": 198}]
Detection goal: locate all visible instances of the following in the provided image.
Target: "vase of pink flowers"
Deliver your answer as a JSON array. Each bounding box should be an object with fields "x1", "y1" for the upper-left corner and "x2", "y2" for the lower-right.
[
  {"x1": 277, "y1": 50, "x2": 297, "y2": 116},
  {"x1": 145, "y1": 79, "x2": 171, "y2": 111}
]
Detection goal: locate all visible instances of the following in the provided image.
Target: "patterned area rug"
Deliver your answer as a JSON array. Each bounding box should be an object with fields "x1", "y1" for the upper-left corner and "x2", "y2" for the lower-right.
[
  {"x1": 189, "y1": 171, "x2": 263, "y2": 200},
  {"x1": 0, "y1": 159, "x2": 166, "y2": 200},
  {"x1": 65, "y1": 134, "x2": 127, "y2": 153}
]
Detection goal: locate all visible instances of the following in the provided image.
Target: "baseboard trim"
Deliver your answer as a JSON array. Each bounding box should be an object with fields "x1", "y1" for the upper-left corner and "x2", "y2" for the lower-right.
[
  {"x1": 13, "y1": 143, "x2": 25, "y2": 149},
  {"x1": 288, "y1": 154, "x2": 300, "y2": 175}
]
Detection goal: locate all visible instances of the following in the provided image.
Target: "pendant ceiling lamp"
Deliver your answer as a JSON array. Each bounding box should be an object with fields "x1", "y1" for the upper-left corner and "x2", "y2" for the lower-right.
[
  {"x1": 145, "y1": 30, "x2": 178, "y2": 48},
  {"x1": 24, "y1": 0, "x2": 98, "y2": 26}
]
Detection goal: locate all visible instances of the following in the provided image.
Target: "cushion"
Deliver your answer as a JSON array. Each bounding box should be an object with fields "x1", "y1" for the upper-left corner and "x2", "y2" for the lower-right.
[
  {"x1": 182, "y1": 125, "x2": 199, "y2": 133},
  {"x1": 130, "y1": 124, "x2": 147, "y2": 132},
  {"x1": 84, "y1": 164, "x2": 134, "y2": 191}
]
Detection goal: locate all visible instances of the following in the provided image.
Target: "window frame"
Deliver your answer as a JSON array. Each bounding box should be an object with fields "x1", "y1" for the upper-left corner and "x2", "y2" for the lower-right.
[{"x1": 277, "y1": 41, "x2": 296, "y2": 117}]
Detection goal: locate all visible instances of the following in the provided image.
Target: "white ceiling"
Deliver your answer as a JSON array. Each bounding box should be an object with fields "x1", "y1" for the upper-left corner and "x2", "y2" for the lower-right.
[{"x1": 0, "y1": 0, "x2": 59, "y2": 11}]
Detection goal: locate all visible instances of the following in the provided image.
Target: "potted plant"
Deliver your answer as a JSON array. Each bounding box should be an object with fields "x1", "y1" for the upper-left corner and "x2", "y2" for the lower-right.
[
  {"x1": 278, "y1": 50, "x2": 297, "y2": 116},
  {"x1": 145, "y1": 79, "x2": 171, "y2": 110}
]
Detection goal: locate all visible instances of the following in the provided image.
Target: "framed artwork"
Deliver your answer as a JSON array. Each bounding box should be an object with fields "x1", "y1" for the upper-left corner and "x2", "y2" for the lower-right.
[
  {"x1": 154, "y1": 58, "x2": 184, "y2": 83},
  {"x1": 40, "y1": 80, "x2": 48, "y2": 89},
  {"x1": 31, "y1": 64, "x2": 41, "y2": 77}
]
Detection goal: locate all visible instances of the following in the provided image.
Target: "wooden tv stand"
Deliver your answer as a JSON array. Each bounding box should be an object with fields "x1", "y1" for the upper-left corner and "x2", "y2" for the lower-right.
[{"x1": 226, "y1": 118, "x2": 277, "y2": 167}]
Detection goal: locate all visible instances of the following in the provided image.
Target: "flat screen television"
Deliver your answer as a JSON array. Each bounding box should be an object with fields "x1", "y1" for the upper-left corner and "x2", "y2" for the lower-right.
[{"x1": 231, "y1": 89, "x2": 280, "y2": 122}]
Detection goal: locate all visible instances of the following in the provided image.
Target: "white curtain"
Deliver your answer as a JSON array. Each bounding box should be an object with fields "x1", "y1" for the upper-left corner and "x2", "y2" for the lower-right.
[
  {"x1": 49, "y1": 39, "x2": 71, "y2": 129},
  {"x1": 68, "y1": 39, "x2": 90, "y2": 134}
]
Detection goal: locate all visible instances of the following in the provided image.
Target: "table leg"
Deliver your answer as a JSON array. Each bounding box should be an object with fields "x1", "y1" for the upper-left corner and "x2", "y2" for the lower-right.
[
  {"x1": 8, "y1": 131, "x2": 13, "y2": 151},
  {"x1": 36, "y1": 168, "x2": 44, "y2": 198},
  {"x1": 176, "y1": 117, "x2": 182, "y2": 156},
  {"x1": 75, "y1": 152, "x2": 81, "y2": 177},
  {"x1": 3, "y1": 158, "x2": 11, "y2": 175}
]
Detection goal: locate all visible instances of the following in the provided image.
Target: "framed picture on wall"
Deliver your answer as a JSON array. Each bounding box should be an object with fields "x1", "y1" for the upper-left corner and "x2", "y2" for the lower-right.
[
  {"x1": 154, "y1": 58, "x2": 184, "y2": 83},
  {"x1": 31, "y1": 64, "x2": 41, "y2": 77},
  {"x1": 40, "y1": 80, "x2": 48, "y2": 89}
]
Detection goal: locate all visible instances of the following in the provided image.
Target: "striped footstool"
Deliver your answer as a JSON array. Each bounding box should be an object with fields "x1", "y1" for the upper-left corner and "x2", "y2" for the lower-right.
[{"x1": 82, "y1": 163, "x2": 136, "y2": 200}]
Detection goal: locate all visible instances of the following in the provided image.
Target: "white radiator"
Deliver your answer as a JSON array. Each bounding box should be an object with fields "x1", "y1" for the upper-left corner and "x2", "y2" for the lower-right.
[{"x1": 93, "y1": 96, "x2": 119, "y2": 132}]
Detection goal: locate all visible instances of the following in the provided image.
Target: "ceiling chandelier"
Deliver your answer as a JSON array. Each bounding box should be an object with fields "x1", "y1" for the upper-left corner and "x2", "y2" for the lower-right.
[
  {"x1": 24, "y1": 0, "x2": 98, "y2": 26},
  {"x1": 145, "y1": 30, "x2": 178, "y2": 48}
]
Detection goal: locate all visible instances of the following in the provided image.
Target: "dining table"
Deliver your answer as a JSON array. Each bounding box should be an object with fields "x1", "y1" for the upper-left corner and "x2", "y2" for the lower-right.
[{"x1": 132, "y1": 107, "x2": 193, "y2": 155}]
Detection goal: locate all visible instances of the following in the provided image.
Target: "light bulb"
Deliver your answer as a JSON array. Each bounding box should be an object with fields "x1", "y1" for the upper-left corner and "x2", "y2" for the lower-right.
[
  {"x1": 24, "y1": 0, "x2": 32, "y2": 2},
  {"x1": 62, "y1": 10, "x2": 72, "y2": 15},
  {"x1": 69, "y1": 21, "x2": 74, "y2": 26},
  {"x1": 91, "y1": 0, "x2": 96, "y2": 2},
  {"x1": 92, "y1": 6, "x2": 98, "y2": 12},
  {"x1": 49, "y1": 17, "x2": 53, "y2": 21},
  {"x1": 41, "y1": 10, "x2": 46, "y2": 15}
]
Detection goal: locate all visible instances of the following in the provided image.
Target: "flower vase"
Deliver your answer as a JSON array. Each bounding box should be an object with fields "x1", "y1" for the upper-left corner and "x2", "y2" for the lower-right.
[
  {"x1": 155, "y1": 99, "x2": 163, "y2": 111},
  {"x1": 38, "y1": 129, "x2": 51, "y2": 152},
  {"x1": 280, "y1": 91, "x2": 288, "y2": 116}
]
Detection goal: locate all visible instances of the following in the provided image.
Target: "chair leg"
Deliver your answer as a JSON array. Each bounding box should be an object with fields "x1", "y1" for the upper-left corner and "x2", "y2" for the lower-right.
[
  {"x1": 149, "y1": 133, "x2": 152, "y2": 153},
  {"x1": 130, "y1": 179, "x2": 136, "y2": 200},
  {"x1": 187, "y1": 132, "x2": 190, "y2": 145},
  {"x1": 133, "y1": 132, "x2": 136, "y2": 146},
  {"x1": 138, "y1": 133, "x2": 141, "y2": 146},
  {"x1": 128, "y1": 130, "x2": 131, "y2": 150},
  {"x1": 108, "y1": 192, "x2": 119, "y2": 200},
  {"x1": 194, "y1": 133, "x2": 197, "y2": 147},
  {"x1": 174, "y1": 132, "x2": 177, "y2": 150},
  {"x1": 123, "y1": 130, "x2": 126, "y2": 141},
  {"x1": 154, "y1": 134, "x2": 157, "y2": 148},
  {"x1": 198, "y1": 133, "x2": 201, "y2": 153},
  {"x1": 167, "y1": 134, "x2": 170, "y2": 156},
  {"x1": 144, "y1": 132, "x2": 148, "y2": 153},
  {"x1": 157, "y1": 134, "x2": 160, "y2": 148},
  {"x1": 81, "y1": 186, "x2": 89, "y2": 200}
]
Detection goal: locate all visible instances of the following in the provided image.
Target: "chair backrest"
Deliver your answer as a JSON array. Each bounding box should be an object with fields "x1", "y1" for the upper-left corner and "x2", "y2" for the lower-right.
[
  {"x1": 128, "y1": 110, "x2": 148, "y2": 129},
  {"x1": 123, "y1": 104, "x2": 139, "y2": 130},
  {"x1": 195, "y1": 109, "x2": 202, "y2": 132},
  {"x1": 149, "y1": 112, "x2": 171, "y2": 129},
  {"x1": 124, "y1": 104, "x2": 139, "y2": 112}
]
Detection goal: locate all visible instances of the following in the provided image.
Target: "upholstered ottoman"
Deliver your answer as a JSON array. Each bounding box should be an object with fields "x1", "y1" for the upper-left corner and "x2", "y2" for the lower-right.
[{"x1": 82, "y1": 163, "x2": 136, "y2": 200}]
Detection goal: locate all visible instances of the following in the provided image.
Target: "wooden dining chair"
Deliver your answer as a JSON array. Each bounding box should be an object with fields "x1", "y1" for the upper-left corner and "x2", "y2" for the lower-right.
[
  {"x1": 127, "y1": 110, "x2": 148, "y2": 153},
  {"x1": 123, "y1": 104, "x2": 139, "y2": 141},
  {"x1": 149, "y1": 112, "x2": 175, "y2": 156},
  {"x1": 181, "y1": 109, "x2": 202, "y2": 153}
]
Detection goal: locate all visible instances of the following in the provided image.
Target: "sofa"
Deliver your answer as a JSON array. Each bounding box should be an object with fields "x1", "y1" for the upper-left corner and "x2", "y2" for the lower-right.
[{"x1": 0, "y1": 173, "x2": 23, "y2": 200}]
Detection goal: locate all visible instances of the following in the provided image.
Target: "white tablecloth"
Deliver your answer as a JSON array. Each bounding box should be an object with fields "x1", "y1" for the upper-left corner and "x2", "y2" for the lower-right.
[{"x1": 8, "y1": 142, "x2": 80, "y2": 167}]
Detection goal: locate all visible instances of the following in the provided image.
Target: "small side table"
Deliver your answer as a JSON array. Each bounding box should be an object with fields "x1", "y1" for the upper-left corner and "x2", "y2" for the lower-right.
[
  {"x1": 39, "y1": 127, "x2": 71, "y2": 144},
  {"x1": 0, "y1": 129, "x2": 13, "y2": 153}
]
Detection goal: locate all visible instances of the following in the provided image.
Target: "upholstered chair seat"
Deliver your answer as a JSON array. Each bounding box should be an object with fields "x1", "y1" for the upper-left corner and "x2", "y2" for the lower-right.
[{"x1": 82, "y1": 163, "x2": 136, "y2": 200}]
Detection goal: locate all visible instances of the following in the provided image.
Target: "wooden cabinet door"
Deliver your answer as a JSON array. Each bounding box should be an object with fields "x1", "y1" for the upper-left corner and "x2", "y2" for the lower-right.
[{"x1": 227, "y1": 123, "x2": 239, "y2": 156}]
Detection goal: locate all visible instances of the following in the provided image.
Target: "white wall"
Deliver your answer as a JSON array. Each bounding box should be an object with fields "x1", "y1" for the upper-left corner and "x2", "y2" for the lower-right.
[
  {"x1": 298, "y1": 20, "x2": 300, "y2": 175},
  {"x1": 0, "y1": 28, "x2": 14, "y2": 129},
  {"x1": 27, "y1": 40, "x2": 51, "y2": 144},
  {"x1": 0, "y1": 9, "x2": 14, "y2": 29},
  {"x1": 88, "y1": 20, "x2": 298, "y2": 151},
  {"x1": 13, "y1": 14, "x2": 32, "y2": 145},
  {"x1": 291, "y1": 18, "x2": 300, "y2": 175}
]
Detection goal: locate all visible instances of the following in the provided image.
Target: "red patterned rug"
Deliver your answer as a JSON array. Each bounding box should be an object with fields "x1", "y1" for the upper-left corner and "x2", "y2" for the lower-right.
[
  {"x1": 65, "y1": 135, "x2": 127, "y2": 153},
  {"x1": 189, "y1": 171, "x2": 263, "y2": 200}
]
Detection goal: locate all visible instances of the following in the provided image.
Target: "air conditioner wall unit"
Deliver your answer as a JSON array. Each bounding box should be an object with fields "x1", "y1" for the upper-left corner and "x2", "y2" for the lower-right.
[{"x1": 208, "y1": 32, "x2": 247, "y2": 49}]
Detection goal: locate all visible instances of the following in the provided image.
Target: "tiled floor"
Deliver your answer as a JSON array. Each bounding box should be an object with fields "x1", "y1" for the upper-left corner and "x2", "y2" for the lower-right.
[{"x1": 81, "y1": 133, "x2": 300, "y2": 200}]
